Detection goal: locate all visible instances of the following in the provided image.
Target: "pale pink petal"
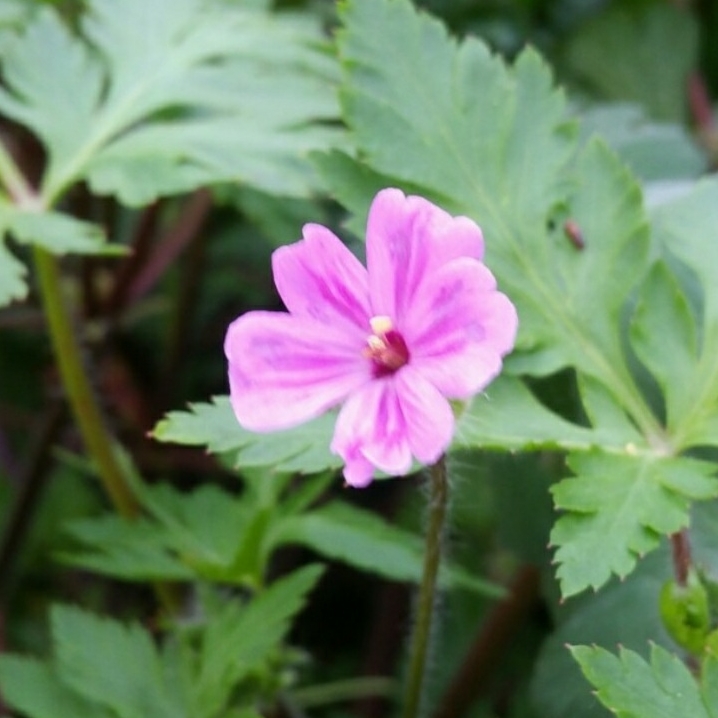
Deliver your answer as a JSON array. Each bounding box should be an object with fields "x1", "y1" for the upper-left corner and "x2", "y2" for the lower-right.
[
  {"x1": 342, "y1": 449, "x2": 376, "y2": 488},
  {"x1": 331, "y1": 379, "x2": 413, "y2": 479},
  {"x1": 272, "y1": 223, "x2": 370, "y2": 337},
  {"x1": 225, "y1": 311, "x2": 370, "y2": 431},
  {"x1": 404, "y1": 259, "x2": 518, "y2": 398},
  {"x1": 366, "y1": 188, "x2": 484, "y2": 322},
  {"x1": 395, "y1": 367, "x2": 454, "y2": 464}
]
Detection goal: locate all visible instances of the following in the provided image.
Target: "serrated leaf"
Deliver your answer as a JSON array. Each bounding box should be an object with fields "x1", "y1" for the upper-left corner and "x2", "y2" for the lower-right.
[
  {"x1": 9, "y1": 210, "x2": 123, "y2": 255},
  {"x1": 0, "y1": 0, "x2": 343, "y2": 206},
  {"x1": 571, "y1": 644, "x2": 709, "y2": 718},
  {"x1": 193, "y1": 564, "x2": 324, "y2": 717},
  {"x1": 0, "y1": 656, "x2": 113, "y2": 718},
  {"x1": 265, "y1": 501, "x2": 503, "y2": 597},
  {"x1": 152, "y1": 396, "x2": 342, "y2": 474},
  {"x1": 551, "y1": 452, "x2": 718, "y2": 597},
  {"x1": 52, "y1": 604, "x2": 179, "y2": 718},
  {"x1": 565, "y1": 4, "x2": 697, "y2": 122},
  {"x1": 335, "y1": 0, "x2": 655, "y2": 440}
]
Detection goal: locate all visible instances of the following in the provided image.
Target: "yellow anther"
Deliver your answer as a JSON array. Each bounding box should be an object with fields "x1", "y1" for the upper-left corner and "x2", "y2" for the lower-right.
[{"x1": 370, "y1": 315, "x2": 393, "y2": 335}]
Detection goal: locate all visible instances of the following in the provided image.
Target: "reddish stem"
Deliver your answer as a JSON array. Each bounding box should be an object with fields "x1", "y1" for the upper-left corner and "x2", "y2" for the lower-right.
[{"x1": 670, "y1": 530, "x2": 692, "y2": 587}]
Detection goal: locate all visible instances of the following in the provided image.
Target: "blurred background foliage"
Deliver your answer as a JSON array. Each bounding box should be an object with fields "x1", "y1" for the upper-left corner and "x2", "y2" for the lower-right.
[{"x1": 0, "y1": 0, "x2": 716, "y2": 717}]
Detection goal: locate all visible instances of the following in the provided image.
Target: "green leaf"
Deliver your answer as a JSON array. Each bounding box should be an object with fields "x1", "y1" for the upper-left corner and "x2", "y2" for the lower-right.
[
  {"x1": 9, "y1": 210, "x2": 124, "y2": 255},
  {"x1": 336, "y1": 0, "x2": 655, "y2": 439},
  {"x1": 0, "y1": 656, "x2": 112, "y2": 718},
  {"x1": 454, "y1": 375, "x2": 636, "y2": 452},
  {"x1": 651, "y1": 178, "x2": 718, "y2": 450},
  {"x1": 564, "y1": 4, "x2": 697, "y2": 122},
  {"x1": 571, "y1": 644, "x2": 709, "y2": 718},
  {"x1": 0, "y1": 0, "x2": 343, "y2": 205},
  {"x1": 551, "y1": 452, "x2": 718, "y2": 597},
  {"x1": 61, "y1": 513, "x2": 195, "y2": 581},
  {"x1": 152, "y1": 396, "x2": 342, "y2": 474},
  {"x1": 630, "y1": 262, "x2": 698, "y2": 434},
  {"x1": 265, "y1": 501, "x2": 503, "y2": 597},
  {"x1": 52, "y1": 604, "x2": 180, "y2": 718},
  {"x1": 193, "y1": 564, "x2": 324, "y2": 717}
]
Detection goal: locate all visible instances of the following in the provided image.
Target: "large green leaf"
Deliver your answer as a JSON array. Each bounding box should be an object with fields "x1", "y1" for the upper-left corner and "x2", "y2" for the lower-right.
[
  {"x1": 335, "y1": 0, "x2": 656, "y2": 438},
  {"x1": 571, "y1": 644, "x2": 709, "y2": 718},
  {"x1": 152, "y1": 396, "x2": 341, "y2": 474},
  {"x1": 0, "y1": 0, "x2": 343, "y2": 206},
  {"x1": 550, "y1": 452, "x2": 718, "y2": 597}
]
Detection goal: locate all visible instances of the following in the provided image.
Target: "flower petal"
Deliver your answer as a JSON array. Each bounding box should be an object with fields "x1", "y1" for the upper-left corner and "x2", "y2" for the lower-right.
[
  {"x1": 366, "y1": 188, "x2": 484, "y2": 322},
  {"x1": 225, "y1": 311, "x2": 370, "y2": 431},
  {"x1": 331, "y1": 379, "x2": 413, "y2": 481},
  {"x1": 395, "y1": 367, "x2": 455, "y2": 464},
  {"x1": 272, "y1": 223, "x2": 371, "y2": 337},
  {"x1": 404, "y1": 258, "x2": 518, "y2": 398}
]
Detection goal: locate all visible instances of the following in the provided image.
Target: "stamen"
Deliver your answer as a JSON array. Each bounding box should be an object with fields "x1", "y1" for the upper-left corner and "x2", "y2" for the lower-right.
[
  {"x1": 370, "y1": 315, "x2": 393, "y2": 335},
  {"x1": 364, "y1": 315, "x2": 409, "y2": 376}
]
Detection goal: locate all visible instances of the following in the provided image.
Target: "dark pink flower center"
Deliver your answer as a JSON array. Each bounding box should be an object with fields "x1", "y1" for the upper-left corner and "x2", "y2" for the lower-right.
[{"x1": 364, "y1": 316, "x2": 410, "y2": 377}]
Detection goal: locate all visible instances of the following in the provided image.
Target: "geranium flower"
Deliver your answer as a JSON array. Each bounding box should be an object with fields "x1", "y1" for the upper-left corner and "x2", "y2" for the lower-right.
[{"x1": 225, "y1": 188, "x2": 517, "y2": 487}]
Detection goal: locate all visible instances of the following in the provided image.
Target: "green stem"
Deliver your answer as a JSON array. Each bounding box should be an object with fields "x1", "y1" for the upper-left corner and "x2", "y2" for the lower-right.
[
  {"x1": 402, "y1": 456, "x2": 449, "y2": 718},
  {"x1": 33, "y1": 246, "x2": 137, "y2": 518}
]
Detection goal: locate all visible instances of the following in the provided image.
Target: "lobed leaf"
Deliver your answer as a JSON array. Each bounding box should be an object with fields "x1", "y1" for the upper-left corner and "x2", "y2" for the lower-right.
[
  {"x1": 152, "y1": 396, "x2": 342, "y2": 475},
  {"x1": 551, "y1": 452, "x2": 718, "y2": 597},
  {"x1": 571, "y1": 644, "x2": 709, "y2": 718},
  {"x1": 0, "y1": 0, "x2": 343, "y2": 206}
]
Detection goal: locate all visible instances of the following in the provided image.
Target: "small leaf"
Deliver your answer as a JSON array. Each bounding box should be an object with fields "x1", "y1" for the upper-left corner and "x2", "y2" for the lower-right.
[
  {"x1": 193, "y1": 564, "x2": 324, "y2": 717},
  {"x1": 8, "y1": 210, "x2": 120, "y2": 255},
  {"x1": 551, "y1": 452, "x2": 718, "y2": 597},
  {"x1": 571, "y1": 644, "x2": 710, "y2": 718},
  {"x1": 152, "y1": 396, "x2": 342, "y2": 474},
  {"x1": 659, "y1": 571, "x2": 711, "y2": 655}
]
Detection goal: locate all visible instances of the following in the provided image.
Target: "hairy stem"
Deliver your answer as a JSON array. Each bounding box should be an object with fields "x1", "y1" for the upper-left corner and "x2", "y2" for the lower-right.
[
  {"x1": 33, "y1": 246, "x2": 138, "y2": 517},
  {"x1": 402, "y1": 456, "x2": 449, "y2": 718}
]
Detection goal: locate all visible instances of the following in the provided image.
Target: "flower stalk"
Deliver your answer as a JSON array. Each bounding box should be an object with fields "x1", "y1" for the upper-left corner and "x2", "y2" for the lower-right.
[{"x1": 402, "y1": 456, "x2": 449, "y2": 718}]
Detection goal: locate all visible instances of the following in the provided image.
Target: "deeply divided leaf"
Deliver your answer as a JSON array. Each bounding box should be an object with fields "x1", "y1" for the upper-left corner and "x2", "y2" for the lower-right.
[{"x1": 551, "y1": 453, "x2": 718, "y2": 596}]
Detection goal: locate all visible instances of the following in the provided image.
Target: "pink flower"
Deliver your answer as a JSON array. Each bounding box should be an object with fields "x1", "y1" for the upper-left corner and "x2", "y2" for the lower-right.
[{"x1": 225, "y1": 188, "x2": 517, "y2": 487}]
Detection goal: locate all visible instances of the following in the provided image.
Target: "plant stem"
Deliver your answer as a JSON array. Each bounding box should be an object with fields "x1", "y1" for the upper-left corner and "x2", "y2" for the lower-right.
[
  {"x1": 33, "y1": 246, "x2": 137, "y2": 518},
  {"x1": 402, "y1": 456, "x2": 449, "y2": 718},
  {"x1": 671, "y1": 530, "x2": 692, "y2": 586}
]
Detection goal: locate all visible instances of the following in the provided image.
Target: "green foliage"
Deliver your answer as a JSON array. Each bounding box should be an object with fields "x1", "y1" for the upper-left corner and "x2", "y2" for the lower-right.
[
  {"x1": 571, "y1": 644, "x2": 713, "y2": 718},
  {"x1": 62, "y1": 473, "x2": 502, "y2": 595},
  {"x1": 0, "y1": 0, "x2": 343, "y2": 307},
  {"x1": 152, "y1": 397, "x2": 342, "y2": 474},
  {"x1": 0, "y1": 567, "x2": 323, "y2": 718},
  {"x1": 660, "y1": 571, "x2": 711, "y2": 655},
  {"x1": 314, "y1": 0, "x2": 718, "y2": 599},
  {"x1": 551, "y1": 453, "x2": 718, "y2": 597}
]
